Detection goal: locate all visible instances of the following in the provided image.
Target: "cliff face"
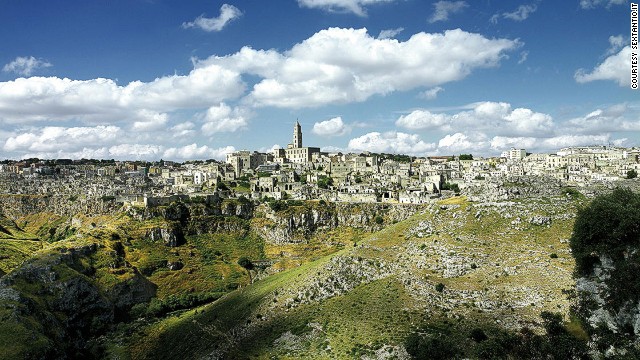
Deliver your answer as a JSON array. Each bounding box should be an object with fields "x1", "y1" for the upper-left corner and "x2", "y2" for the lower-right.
[
  {"x1": 254, "y1": 202, "x2": 426, "y2": 244},
  {"x1": 576, "y1": 254, "x2": 640, "y2": 330},
  {"x1": 574, "y1": 252, "x2": 640, "y2": 355},
  {"x1": 130, "y1": 199, "x2": 254, "y2": 222},
  {"x1": 0, "y1": 194, "x2": 120, "y2": 220},
  {"x1": 128, "y1": 199, "x2": 426, "y2": 244}
]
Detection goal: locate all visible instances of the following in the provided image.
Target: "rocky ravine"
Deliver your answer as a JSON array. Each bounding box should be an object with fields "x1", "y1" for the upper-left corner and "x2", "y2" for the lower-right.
[{"x1": 131, "y1": 195, "x2": 582, "y2": 359}]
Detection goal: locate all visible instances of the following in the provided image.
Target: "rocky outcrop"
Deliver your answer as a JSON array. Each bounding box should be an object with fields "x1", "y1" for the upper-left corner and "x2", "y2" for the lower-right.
[
  {"x1": 463, "y1": 176, "x2": 566, "y2": 202},
  {"x1": 132, "y1": 199, "x2": 424, "y2": 244},
  {"x1": 0, "y1": 194, "x2": 120, "y2": 220},
  {"x1": 0, "y1": 243, "x2": 157, "y2": 358},
  {"x1": 128, "y1": 198, "x2": 254, "y2": 222},
  {"x1": 576, "y1": 254, "x2": 640, "y2": 337},
  {"x1": 146, "y1": 225, "x2": 185, "y2": 247},
  {"x1": 108, "y1": 272, "x2": 157, "y2": 319},
  {"x1": 255, "y1": 202, "x2": 426, "y2": 244},
  {"x1": 0, "y1": 244, "x2": 112, "y2": 358}
]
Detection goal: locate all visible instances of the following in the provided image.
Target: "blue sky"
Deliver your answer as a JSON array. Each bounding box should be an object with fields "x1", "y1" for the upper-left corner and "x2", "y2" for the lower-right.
[{"x1": 0, "y1": 0, "x2": 636, "y2": 160}]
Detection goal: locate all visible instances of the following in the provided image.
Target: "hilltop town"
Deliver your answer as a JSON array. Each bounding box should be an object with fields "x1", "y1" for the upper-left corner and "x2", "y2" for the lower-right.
[
  {"x1": 1, "y1": 122, "x2": 639, "y2": 206},
  {"x1": 1, "y1": 123, "x2": 639, "y2": 359}
]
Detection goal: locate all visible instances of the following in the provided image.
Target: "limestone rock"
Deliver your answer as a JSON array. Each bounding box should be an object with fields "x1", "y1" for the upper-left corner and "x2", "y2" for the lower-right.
[{"x1": 146, "y1": 226, "x2": 185, "y2": 247}]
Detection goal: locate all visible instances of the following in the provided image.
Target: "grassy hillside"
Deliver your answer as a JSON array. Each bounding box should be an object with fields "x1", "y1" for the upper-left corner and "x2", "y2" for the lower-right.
[
  {"x1": 0, "y1": 200, "x2": 365, "y2": 358},
  {"x1": 119, "y1": 195, "x2": 583, "y2": 359},
  {"x1": 0, "y1": 214, "x2": 42, "y2": 273}
]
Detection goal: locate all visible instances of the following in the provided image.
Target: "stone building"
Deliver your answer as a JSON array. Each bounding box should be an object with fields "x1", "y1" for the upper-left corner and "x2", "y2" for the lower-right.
[
  {"x1": 281, "y1": 121, "x2": 320, "y2": 164},
  {"x1": 226, "y1": 150, "x2": 272, "y2": 176}
]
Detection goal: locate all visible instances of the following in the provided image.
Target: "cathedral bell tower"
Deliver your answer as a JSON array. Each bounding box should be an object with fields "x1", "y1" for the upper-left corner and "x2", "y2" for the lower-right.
[{"x1": 293, "y1": 120, "x2": 302, "y2": 148}]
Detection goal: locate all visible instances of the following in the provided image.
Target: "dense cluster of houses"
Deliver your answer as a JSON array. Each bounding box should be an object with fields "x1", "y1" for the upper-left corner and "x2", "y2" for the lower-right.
[{"x1": 1, "y1": 122, "x2": 639, "y2": 205}]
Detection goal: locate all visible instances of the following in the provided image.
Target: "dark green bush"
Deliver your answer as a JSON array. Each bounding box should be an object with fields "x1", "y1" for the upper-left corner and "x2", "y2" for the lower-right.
[
  {"x1": 405, "y1": 331, "x2": 460, "y2": 360},
  {"x1": 570, "y1": 188, "x2": 640, "y2": 275},
  {"x1": 237, "y1": 256, "x2": 254, "y2": 270}
]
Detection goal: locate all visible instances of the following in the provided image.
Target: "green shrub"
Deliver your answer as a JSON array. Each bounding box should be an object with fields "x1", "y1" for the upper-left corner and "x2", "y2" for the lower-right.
[
  {"x1": 441, "y1": 183, "x2": 460, "y2": 194},
  {"x1": 237, "y1": 257, "x2": 254, "y2": 270},
  {"x1": 405, "y1": 331, "x2": 460, "y2": 360},
  {"x1": 570, "y1": 188, "x2": 640, "y2": 275},
  {"x1": 139, "y1": 291, "x2": 224, "y2": 318},
  {"x1": 317, "y1": 175, "x2": 333, "y2": 189},
  {"x1": 470, "y1": 328, "x2": 488, "y2": 342},
  {"x1": 268, "y1": 200, "x2": 288, "y2": 212},
  {"x1": 561, "y1": 187, "x2": 583, "y2": 199}
]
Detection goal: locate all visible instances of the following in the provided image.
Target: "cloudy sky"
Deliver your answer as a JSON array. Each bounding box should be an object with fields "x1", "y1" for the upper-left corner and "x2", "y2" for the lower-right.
[{"x1": 0, "y1": 0, "x2": 636, "y2": 160}]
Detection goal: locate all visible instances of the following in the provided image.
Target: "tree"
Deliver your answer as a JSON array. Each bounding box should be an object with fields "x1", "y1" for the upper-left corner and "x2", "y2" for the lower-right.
[
  {"x1": 570, "y1": 188, "x2": 640, "y2": 275},
  {"x1": 216, "y1": 176, "x2": 228, "y2": 191},
  {"x1": 317, "y1": 175, "x2": 333, "y2": 189},
  {"x1": 441, "y1": 182, "x2": 460, "y2": 194},
  {"x1": 459, "y1": 154, "x2": 473, "y2": 160},
  {"x1": 627, "y1": 169, "x2": 638, "y2": 179}
]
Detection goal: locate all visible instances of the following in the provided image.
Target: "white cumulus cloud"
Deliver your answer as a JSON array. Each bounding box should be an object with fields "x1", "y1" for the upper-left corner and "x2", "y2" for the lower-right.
[
  {"x1": 312, "y1": 116, "x2": 349, "y2": 136},
  {"x1": 131, "y1": 110, "x2": 169, "y2": 131},
  {"x1": 491, "y1": 3, "x2": 537, "y2": 24},
  {"x1": 170, "y1": 122, "x2": 196, "y2": 138},
  {"x1": 437, "y1": 132, "x2": 487, "y2": 153},
  {"x1": 395, "y1": 110, "x2": 450, "y2": 130},
  {"x1": 108, "y1": 144, "x2": 163, "y2": 159},
  {"x1": 200, "y1": 103, "x2": 249, "y2": 135},
  {"x1": 162, "y1": 144, "x2": 235, "y2": 161},
  {"x1": 606, "y1": 35, "x2": 625, "y2": 55},
  {"x1": 347, "y1": 131, "x2": 435, "y2": 155},
  {"x1": 575, "y1": 46, "x2": 631, "y2": 86},
  {"x1": 3, "y1": 125, "x2": 121, "y2": 153},
  {"x1": 197, "y1": 28, "x2": 519, "y2": 108},
  {"x1": 395, "y1": 101, "x2": 553, "y2": 136},
  {"x1": 2, "y1": 56, "x2": 52, "y2": 76},
  {"x1": 490, "y1": 136, "x2": 537, "y2": 150},
  {"x1": 0, "y1": 64, "x2": 244, "y2": 124},
  {"x1": 429, "y1": 1, "x2": 468, "y2": 23},
  {"x1": 182, "y1": 4, "x2": 242, "y2": 32},
  {"x1": 540, "y1": 135, "x2": 612, "y2": 149},
  {"x1": 565, "y1": 103, "x2": 640, "y2": 133}
]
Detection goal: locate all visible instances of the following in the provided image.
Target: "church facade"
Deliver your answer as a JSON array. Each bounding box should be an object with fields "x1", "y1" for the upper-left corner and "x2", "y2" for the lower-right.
[{"x1": 281, "y1": 121, "x2": 320, "y2": 164}]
